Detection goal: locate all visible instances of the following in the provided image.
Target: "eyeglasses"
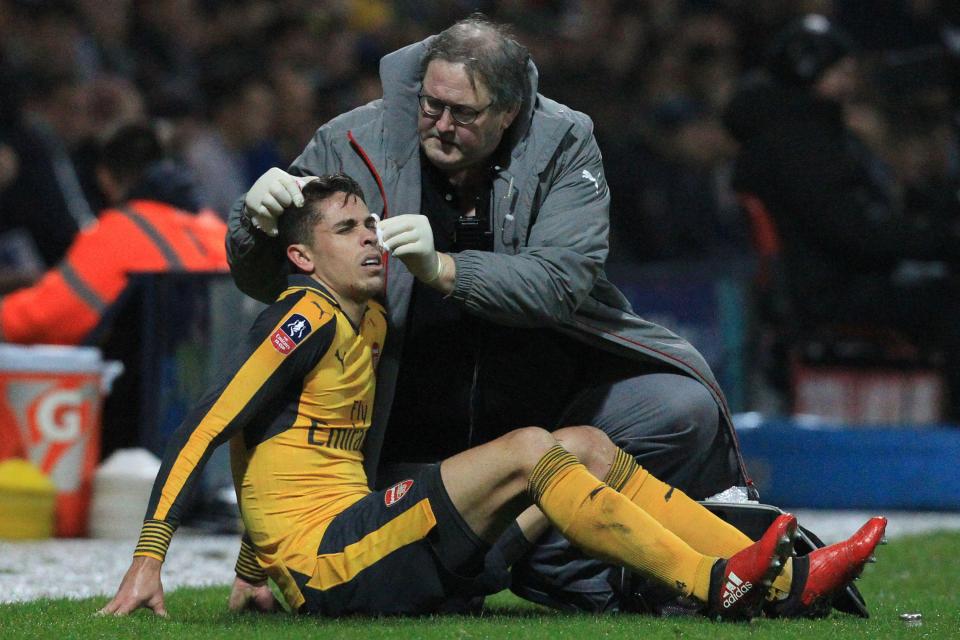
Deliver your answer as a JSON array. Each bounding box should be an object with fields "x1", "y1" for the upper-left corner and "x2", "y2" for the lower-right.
[{"x1": 418, "y1": 93, "x2": 492, "y2": 125}]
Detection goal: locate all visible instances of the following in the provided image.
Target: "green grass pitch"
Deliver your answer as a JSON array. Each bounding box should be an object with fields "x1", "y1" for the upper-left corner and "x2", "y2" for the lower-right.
[{"x1": 2, "y1": 531, "x2": 957, "y2": 640}]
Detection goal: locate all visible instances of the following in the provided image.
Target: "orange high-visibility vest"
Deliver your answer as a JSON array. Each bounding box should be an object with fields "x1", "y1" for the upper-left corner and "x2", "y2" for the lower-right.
[{"x1": 0, "y1": 200, "x2": 229, "y2": 345}]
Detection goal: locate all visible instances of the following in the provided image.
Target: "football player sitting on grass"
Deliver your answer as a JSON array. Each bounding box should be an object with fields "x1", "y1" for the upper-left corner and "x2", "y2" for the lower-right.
[{"x1": 101, "y1": 173, "x2": 886, "y2": 620}]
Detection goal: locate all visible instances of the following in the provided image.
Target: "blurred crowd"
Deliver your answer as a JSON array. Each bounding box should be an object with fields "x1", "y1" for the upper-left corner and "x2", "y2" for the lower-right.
[{"x1": 0, "y1": 0, "x2": 958, "y2": 272}]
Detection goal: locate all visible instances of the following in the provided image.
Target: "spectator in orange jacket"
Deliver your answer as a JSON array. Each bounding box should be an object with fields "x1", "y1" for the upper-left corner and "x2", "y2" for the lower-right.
[{"x1": 0, "y1": 123, "x2": 228, "y2": 345}]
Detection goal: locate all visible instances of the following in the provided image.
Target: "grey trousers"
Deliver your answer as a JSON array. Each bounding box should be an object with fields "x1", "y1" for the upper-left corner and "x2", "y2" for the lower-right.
[{"x1": 503, "y1": 371, "x2": 741, "y2": 612}]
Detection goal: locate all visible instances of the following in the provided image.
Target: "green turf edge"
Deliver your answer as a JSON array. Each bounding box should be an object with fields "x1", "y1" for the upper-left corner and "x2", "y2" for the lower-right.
[{"x1": 0, "y1": 530, "x2": 957, "y2": 640}]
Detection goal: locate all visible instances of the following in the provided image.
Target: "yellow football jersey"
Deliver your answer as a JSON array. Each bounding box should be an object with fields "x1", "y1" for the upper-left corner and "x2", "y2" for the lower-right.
[{"x1": 137, "y1": 275, "x2": 387, "y2": 601}]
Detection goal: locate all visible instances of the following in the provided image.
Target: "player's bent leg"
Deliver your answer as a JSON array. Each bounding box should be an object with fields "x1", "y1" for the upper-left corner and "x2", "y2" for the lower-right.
[
  {"x1": 476, "y1": 426, "x2": 619, "y2": 579},
  {"x1": 552, "y1": 425, "x2": 618, "y2": 479},
  {"x1": 439, "y1": 426, "x2": 724, "y2": 604},
  {"x1": 554, "y1": 427, "x2": 760, "y2": 562},
  {"x1": 441, "y1": 431, "x2": 795, "y2": 621},
  {"x1": 458, "y1": 424, "x2": 639, "y2": 552},
  {"x1": 610, "y1": 449, "x2": 795, "y2": 598},
  {"x1": 508, "y1": 374, "x2": 741, "y2": 613},
  {"x1": 525, "y1": 443, "x2": 794, "y2": 620},
  {"x1": 439, "y1": 424, "x2": 648, "y2": 546},
  {"x1": 440, "y1": 426, "x2": 560, "y2": 543},
  {"x1": 439, "y1": 427, "x2": 622, "y2": 613}
]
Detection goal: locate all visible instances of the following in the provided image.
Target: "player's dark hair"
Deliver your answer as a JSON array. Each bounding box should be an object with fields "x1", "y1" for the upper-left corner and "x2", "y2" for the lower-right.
[
  {"x1": 279, "y1": 173, "x2": 367, "y2": 252},
  {"x1": 421, "y1": 13, "x2": 529, "y2": 112}
]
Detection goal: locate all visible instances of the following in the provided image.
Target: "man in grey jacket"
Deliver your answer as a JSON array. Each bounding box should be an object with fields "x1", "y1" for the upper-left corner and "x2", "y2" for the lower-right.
[{"x1": 227, "y1": 15, "x2": 749, "y2": 612}]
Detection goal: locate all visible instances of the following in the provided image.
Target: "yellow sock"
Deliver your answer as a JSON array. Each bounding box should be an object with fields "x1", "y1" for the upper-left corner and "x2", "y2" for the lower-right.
[
  {"x1": 529, "y1": 445, "x2": 716, "y2": 601},
  {"x1": 605, "y1": 448, "x2": 793, "y2": 595},
  {"x1": 770, "y1": 558, "x2": 793, "y2": 599}
]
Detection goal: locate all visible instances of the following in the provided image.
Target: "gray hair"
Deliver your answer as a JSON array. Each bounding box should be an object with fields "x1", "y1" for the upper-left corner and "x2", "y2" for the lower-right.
[{"x1": 421, "y1": 14, "x2": 529, "y2": 112}]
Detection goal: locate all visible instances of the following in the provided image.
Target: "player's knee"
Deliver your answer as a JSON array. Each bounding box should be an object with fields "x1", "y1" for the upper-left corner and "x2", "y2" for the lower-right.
[
  {"x1": 552, "y1": 425, "x2": 613, "y2": 477},
  {"x1": 499, "y1": 426, "x2": 557, "y2": 477}
]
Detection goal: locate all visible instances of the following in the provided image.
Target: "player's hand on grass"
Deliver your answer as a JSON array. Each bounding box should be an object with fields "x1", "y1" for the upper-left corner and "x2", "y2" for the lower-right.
[
  {"x1": 228, "y1": 575, "x2": 277, "y2": 613},
  {"x1": 244, "y1": 168, "x2": 317, "y2": 237},
  {"x1": 98, "y1": 556, "x2": 167, "y2": 617}
]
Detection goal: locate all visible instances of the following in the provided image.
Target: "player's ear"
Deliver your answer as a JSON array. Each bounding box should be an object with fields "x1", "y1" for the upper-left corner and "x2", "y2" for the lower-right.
[{"x1": 287, "y1": 244, "x2": 315, "y2": 273}]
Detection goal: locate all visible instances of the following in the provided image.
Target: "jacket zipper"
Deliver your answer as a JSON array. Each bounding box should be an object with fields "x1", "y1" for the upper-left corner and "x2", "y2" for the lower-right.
[{"x1": 466, "y1": 322, "x2": 487, "y2": 448}]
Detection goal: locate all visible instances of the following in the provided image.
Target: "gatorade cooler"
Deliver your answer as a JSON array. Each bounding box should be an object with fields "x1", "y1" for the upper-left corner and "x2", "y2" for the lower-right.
[{"x1": 0, "y1": 345, "x2": 121, "y2": 537}]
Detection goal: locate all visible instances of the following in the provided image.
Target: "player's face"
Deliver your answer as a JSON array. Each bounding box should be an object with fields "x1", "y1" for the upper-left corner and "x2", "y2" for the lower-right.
[
  {"x1": 302, "y1": 194, "x2": 383, "y2": 302},
  {"x1": 418, "y1": 60, "x2": 519, "y2": 176}
]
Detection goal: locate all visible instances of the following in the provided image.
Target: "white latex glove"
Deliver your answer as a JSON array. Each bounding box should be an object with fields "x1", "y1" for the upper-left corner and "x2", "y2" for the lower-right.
[
  {"x1": 379, "y1": 214, "x2": 443, "y2": 282},
  {"x1": 243, "y1": 168, "x2": 315, "y2": 237}
]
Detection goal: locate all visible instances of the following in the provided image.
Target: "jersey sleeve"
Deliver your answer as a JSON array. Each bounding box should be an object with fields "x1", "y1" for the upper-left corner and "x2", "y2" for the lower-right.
[
  {"x1": 133, "y1": 290, "x2": 336, "y2": 561},
  {"x1": 234, "y1": 532, "x2": 268, "y2": 583}
]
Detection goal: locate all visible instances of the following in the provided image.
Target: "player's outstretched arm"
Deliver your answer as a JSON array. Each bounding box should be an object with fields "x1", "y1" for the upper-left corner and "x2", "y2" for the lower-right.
[
  {"x1": 228, "y1": 575, "x2": 277, "y2": 613},
  {"x1": 98, "y1": 556, "x2": 167, "y2": 617}
]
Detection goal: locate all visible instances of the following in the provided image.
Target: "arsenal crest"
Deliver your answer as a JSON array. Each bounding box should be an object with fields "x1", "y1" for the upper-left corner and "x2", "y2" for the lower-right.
[{"x1": 384, "y1": 479, "x2": 414, "y2": 507}]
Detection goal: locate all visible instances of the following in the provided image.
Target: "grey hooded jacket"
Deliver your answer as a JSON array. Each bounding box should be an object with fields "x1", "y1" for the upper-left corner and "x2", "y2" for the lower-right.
[{"x1": 226, "y1": 37, "x2": 746, "y2": 485}]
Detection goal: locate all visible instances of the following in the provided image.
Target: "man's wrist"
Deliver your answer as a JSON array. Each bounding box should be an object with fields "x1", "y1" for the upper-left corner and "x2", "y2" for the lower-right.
[
  {"x1": 424, "y1": 252, "x2": 456, "y2": 296},
  {"x1": 421, "y1": 252, "x2": 444, "y2": 283},
  {"x1": 235, "y1": 538, "x2": 268, "y2": 584},
  {"x1": 134, "y1": 519, "x2": 175, "y2": 563},
  {"x1": 129, "y1": 555, "x2": 163, "y2": 569}
]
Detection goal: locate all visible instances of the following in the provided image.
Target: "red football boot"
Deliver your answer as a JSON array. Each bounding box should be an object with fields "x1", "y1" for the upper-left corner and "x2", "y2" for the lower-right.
[
  {"x1": 706, "y1": 513, "x2": 798, "y2": 621},
  {"x1": 768, "y1": 516, "x2": 888, "y2": 618}
]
